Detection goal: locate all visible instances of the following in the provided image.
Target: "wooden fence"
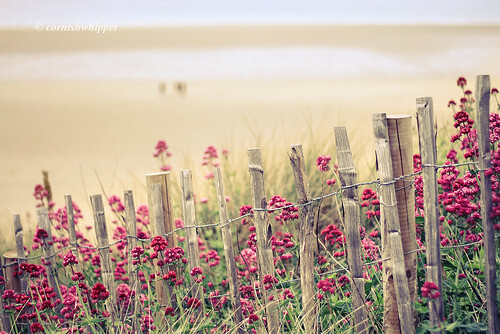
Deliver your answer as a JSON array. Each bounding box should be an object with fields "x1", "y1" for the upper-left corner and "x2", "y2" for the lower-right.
[{"x1": 1, "y1": 75, "x2": 498, "y2": 333}]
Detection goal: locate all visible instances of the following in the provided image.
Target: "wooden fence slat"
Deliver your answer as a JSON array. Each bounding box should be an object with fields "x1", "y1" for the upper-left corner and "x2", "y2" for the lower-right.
[
  {"x1": 247, "y1": 148, "x2": 280, "y2": 334},
  {"x1": 333, "y1": 129, "x2": 369, "y2": 334},
  {"x1": 213, "y1": 166, "x2": 245, "y2": 333},
  {"x1": 0, "y1": 255, "x2": 12, "y2": 333},
  {"x1": 13, "y1": 215, "x2": 27, "y2": 293},
  {"x1": 475, "y1": 75, "x2": 499, "y2": 333},
  {"x1": 3, "y1": 252, "x2": 20, "y2": 293},
  {"x1": 65, "y1": 196, "x2": 82, "y2": 273},
  {"x1": 289, "y1": 144, "x2": 318, "y2": 333},
  {"x1": 149, "y1": 183, "x2": 171, "y2": 319},
  {"x1": 180, "y1": 170, "x2": 205, "y2": 325},
  {"x1": 124, "y1": 190, "x2": 139, "y2": 332},
  {"x1": 416, "y1": 97, "x2": 444, "y2": 331},
  {"x1": 36, "y1": 209, "x2": 61, "y2": 300},
  {"x1": 90, "y1": 194, "x2": 117, "y2": 328},
  {"x1": 387, "y1": 115, "x2": 418, "y2": 308},
  {"x1": 373, "y1": 114, "x2": 414, "y2": 334},
  {"x1": 145, "y1": 172, "x2": 177, "y2": 250}
]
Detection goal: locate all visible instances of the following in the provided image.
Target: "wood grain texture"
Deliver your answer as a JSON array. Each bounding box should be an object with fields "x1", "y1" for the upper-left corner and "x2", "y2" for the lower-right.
[
  {"x1": 180, "y1": 170, "x2": 206, "y2": 325},
  {"x1": 387, "y1": 115, "x2": 417, "y2": 309},
  {"x1": 37, "y1": 208, "x2": 61, "y2": 301},
  {"x1": 90, "y1": 194, "x2": 117, "y2": 328},
  {"x1": 145, "y1": 172, "x2": 177, "y2": 249},
  {"x1": 65, "y1": 195, "x2": 82, "y2": 273},
  {"x1": 373, "y1": 114, "x2": 414, "y2": 334},
  {"x1": 0, "y1": 256, "x2": 11, "y2": 332},
  {"x1": 13, "y1": 214, "x2": 27, "y2": 293},
  {"x1": 124, "y1": 190, "x2": 140, "y2": 332},
  {"x1": 475, "y1": 75, "x2": 499, "y2": 333},
  {"x1": 334, "y1": 129, "x2": 369, "y2": 333},
  {"x1": 416, "y1": 97, "x2": 444, "y2": 331},
  {"x1": 248, "y1": 148, "x2": 280, "y2": 334},
  {"x1": 149, "y1": 183, "x2": 170, "y2": 319},
  {"x1": 289, "y1": 144, "x2": 318, "y2": 333},
  {"x1": 214, "y1": 166, "x2": 245, "y2": 333}
]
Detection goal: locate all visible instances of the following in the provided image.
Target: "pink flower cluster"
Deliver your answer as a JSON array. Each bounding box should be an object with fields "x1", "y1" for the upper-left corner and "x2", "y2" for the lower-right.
[
  {"x1": 62, "y1": 251, "x2": 79, "y2": 267},
  {"x1": 239, "y1": 204, "x2": 253, "y2": 225},
  {"x1": 202, "y1": 145, "x2": 220, "y2": 179},
  {"x1": 153, "y1": 140, "x2": 173, "y2": 171},
  {"x1": 316, "y1": 154, "x2": 331, "y2": 172},
  {"x1": 360, "y1": 188, "x2": 380, "y2": 220},
  {"x1": 268, "y1": 195, "x2": 298, "y2": 224},
  {"x1": 421, "y1": 281, "x2": 440, "y2": 299}
]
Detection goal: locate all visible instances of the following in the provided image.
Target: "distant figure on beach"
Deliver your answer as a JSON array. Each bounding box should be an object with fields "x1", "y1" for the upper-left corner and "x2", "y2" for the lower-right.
[
  {"x1": 175, "y1": 81, "x2": 187, "y2": 97},
  {"x1": 158, "y1": 81, "x2": 167, "y2": 96}
]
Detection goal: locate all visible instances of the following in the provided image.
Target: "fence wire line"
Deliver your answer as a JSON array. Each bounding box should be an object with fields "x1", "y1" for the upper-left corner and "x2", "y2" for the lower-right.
[
  {"x1": 205, "y1": 234, "x2": 498, "y2": 302},
  {"x1": 3, "y1": 236, "x2": 495, "y2": 304},
  {"x1": 1, "y1": 160, "x2": 490, "y2": 268}
]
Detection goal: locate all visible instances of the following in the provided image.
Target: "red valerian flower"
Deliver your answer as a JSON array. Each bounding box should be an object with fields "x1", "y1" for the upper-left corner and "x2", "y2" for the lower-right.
[
  {"x1": 263, "y1": 274, "x2": 279, "y2": 290},
  {"x1": 108, "y1": 195, "x2": 125, "y2": 213},
  {"x1": 91, "y1": 283, "x2": 109, "y2": 301},
  {"x1": 62, "y1": 251, "x2": 79, "y2": 267},
  {"x1": 457, "y1": 77, "x2": 467, "y2": 88},
  {"x1": 35, "y1": 228, "x2": 48, "y2": 239},
  {"x1": 187, "y1": 297, "x2": 201, "y2": 308},
  {"x1": 131, "y1": 246, "x2": 144, "y2": 259},
  {"x1": 190, "y1": 267, "x2": 203, "y2": 276},
  {"x1": 154, "y1": 140, "x2": 169, "y2": 157},
  {"x1": 151, "y1": 236, "x2": 168, "y2": 252},
  {"x1": 248, "y1": 313, "x2": 259, "y2": 324},
  {"x1": 165, "y1": 306, "x2": 175, "y2": 316},
  {"x1": 316, "y1": 154, "x2": 331, "y2": 172},
  {"x1": 421, "y1": 281, "x2": 440, "y2": 299},
  {"x1": 71, "y1": 272, "x2": 85, "y2": 281},
  {"x1": 136, "y1": 205, "x2": 150, "y2": 226},
  {"x1": 268, "y1": 195, "x2": 298, "y2": 224},
  {"x1": 205, "y1": 250, "x2": 221, "y2": 267},
  {"x1": 239, "y1": 205, "x2": 253, "y2": 225},
  {"x1": 30, "y1": 322, "x2": 44, "y2": 333},
  {"x1": 33, "y1": 185, "x2": 48, "y2": 201}
]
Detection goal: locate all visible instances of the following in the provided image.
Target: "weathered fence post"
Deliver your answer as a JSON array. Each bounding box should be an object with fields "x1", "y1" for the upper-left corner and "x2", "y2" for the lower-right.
[
  {"x1": 145, "y1": 172, "x2": 177, "y2": 250},
  {"x1": 213, "y1": 166, "x2": 245, "y2": 333},
  {"x1": 13, "y1": 215, "x2": 27, "y2": 293},
  {"x1": 373, "y1": 114, "x2": 414, "y2": 334},
  {"x1": 37, "y1": 209, "x2": 61, "y2": 300},
  {"x1": 90, "y1": 194, "x2": 117, "y2": 328},
  {"x1": 475, "y1": 75, "x2": 499, "y2": 333},
  {"x1": 65, "y1": 196, "x2": 82, "y2": 273},
  {"x1": 0, "y1": 258, "x2": 11, "y2": 333},
  {"x1": 333, "y1": 128, "x2": 369, "y2": 333},
  {"x1": 149, "y1": 183, "x2": 171, "y2": 319},
  {"x1": 2, "y1": 252, "x2": 21, "y2": 292},
  {"x1": 387, "y1": 115, "x2": 418, "y2": 307},
  {"x1": 180, "y1": 170, "x2": 206, "y2": 325},
  {"x1": 416, "y1": 98, "x2": 445, "y2": 331},
  {"x1": 248, "y1": 148, "x2": 280, "y2": 334},
  {"x1": 124, "y1": 190, "x2": 139, "y2": 331},
  {"x1": 289, "y1": 144, "x2": 318, "y2": 333}
]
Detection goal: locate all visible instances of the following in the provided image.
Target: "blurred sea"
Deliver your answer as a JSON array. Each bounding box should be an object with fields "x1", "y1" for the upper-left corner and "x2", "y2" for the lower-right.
[{"x1": 1, "y1": 45, "x2": 500, "y2": 81}]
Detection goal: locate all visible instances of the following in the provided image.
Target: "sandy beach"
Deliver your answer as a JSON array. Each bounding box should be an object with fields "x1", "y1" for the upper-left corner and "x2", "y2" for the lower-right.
[{"x1": 1, "y1": 25, "x2": 499, "y2": 241}]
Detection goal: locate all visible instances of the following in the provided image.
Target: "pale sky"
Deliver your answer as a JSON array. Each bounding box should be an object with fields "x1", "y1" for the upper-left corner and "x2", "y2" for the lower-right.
[{"x1": 0, "y1": 0, "x2": 499, "y2": 27}]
